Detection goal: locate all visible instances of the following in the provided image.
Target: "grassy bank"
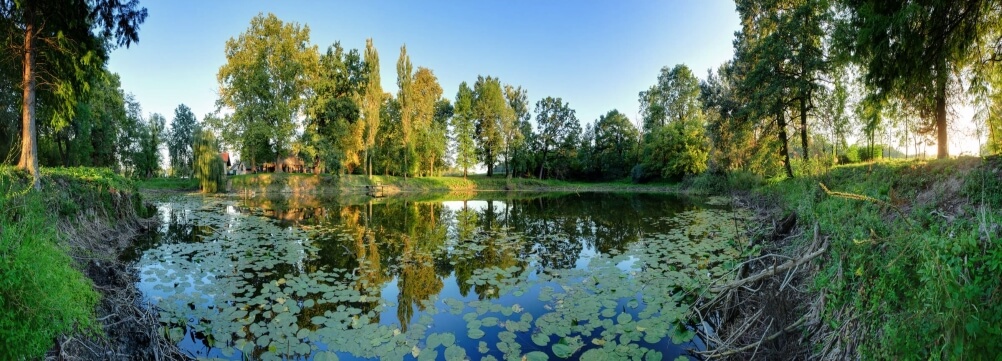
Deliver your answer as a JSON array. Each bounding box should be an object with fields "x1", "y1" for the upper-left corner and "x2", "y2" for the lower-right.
[
  {"x1": 0, "y1": 167, "x2": 157, "y2": 360},
  {"x1": 712, "y1": 157, "x2": 1002, "y2": 358},
  {"x1": 225, "y1": 172, "x2": 682, "y2": 194}
]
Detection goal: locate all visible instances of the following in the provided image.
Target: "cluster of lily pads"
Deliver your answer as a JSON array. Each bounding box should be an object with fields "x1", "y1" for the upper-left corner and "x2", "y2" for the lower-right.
[{"x1": 136, "y1": 194, "x2": 751, "y2": 360}]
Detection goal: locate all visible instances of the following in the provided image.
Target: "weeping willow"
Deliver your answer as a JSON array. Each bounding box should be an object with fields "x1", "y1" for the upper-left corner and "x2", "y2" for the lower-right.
[{"x1": 193, "y1": 130, "x2": 225, "y2": 193}]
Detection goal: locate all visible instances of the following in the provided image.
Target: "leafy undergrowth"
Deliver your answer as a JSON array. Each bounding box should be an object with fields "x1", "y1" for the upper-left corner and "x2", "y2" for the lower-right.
[
  {"x1": 0, "y1": 167, "x2": 154, "y2": 360},
  {"x1": 758, "y1": 157, "x2": 1002, "y2": 359}
]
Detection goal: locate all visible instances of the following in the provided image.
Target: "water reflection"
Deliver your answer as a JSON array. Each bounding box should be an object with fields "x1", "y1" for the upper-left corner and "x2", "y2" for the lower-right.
[{"x1": 134, "y1": 192, "x2": 741, "y2": 360}]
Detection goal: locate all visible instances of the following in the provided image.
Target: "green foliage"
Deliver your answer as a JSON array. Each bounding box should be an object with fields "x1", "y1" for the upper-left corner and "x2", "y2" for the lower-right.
[
  {"x1": 760, "y1": 158, "x2": 1002, "y2": 359},
  {"x1": 642, "y1": 116, "x2": 709, "y2": 180},
  {"x1": 305, "y1": 42, "x2": 367, "y2": 175},
  {"x1": 839, "y1": 145, "x2": 861, "y2": 164},
  {"x1": 534, "y1": 96, "x2": 580, "y2": 180},
  {"x1": 167, "y1": 104, "x2": 198, "y2": 177},
  {"x1": 362, "y1": 38, "x2": 383, "y2": 177},
  {"x1": 193, "y1": 130, "x2": 226, "y2": 193},
  {"x1": 858, "y1": 146, "x2": 882, "y2": 162},
  {"x1": 0, "y1": 170, "x2": 103, "y2": 360},
  {"x1": 216, "y1": 13, "x2": 318, "y2": 167},
  {"x1": 452, "y1": 82, "x2": 477, "y2": 177},
  {"x1": 591, "y1": 110, "x2": 639, "y2": 180},
  {"x1": 472, "y1": 76, "x2": 511, "y2": 177}
]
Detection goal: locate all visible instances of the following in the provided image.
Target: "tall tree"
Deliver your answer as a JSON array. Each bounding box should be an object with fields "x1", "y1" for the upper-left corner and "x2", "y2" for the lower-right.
[
  {"x1": 534, "y1": 96, "x2": 580, "y2": 179},
  {"x1": 639, "y1": 64, "x2": 710, "y2": 179},
  {"x1": 168, "y1": 104, "x2": 198, "y2": 177},
  {"x1": 593, "y1": 110, "x2": 639, "y2": 179},
  {"x1": 305, "y1": 42, "x2": 366, "y2": 174},
  {"x1": 362, "y1": 38, "x2": 382, "y2": 179},
  {"x1": 217, "y1": 13, "x2": 316, "y2": 171},
  {"x1": 472, "y1": 76, "x2": 509, "y2": 177},
  {"x1": 136, "y1": 112, "x2": 165, "y2": 178},
  {"x1": 396, "y1": 45, "x2": 414, "y2": 178},
  {"x1": 733, "y1": 0, "x2": 797, "y2": 177},
  {"x1": 839, "y1": 0, "x2": 999, "y2": 158},
  {"x1": 412, "y1": 67, "x2": 444, "y2": 176},
  {"x1": 453, "y1": 82, "x2": 476, "y2": 178},
  {"x1": 2, "y1": 0, "x2": 147, "y2": 188},
  {"x1": 503, "y1": 85, "x2": 528, "y2": 179}
]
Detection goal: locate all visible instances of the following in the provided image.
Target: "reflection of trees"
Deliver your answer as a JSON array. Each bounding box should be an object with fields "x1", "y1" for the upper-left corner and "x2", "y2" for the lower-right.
[{"x1": 232, "y1": 192, "x2": 695, "y2": 334}]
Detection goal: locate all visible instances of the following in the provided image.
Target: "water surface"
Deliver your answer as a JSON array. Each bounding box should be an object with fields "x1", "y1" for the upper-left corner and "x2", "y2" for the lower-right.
[{"x1": 132, "y1": 192, "x2": 750, "y2": 360}]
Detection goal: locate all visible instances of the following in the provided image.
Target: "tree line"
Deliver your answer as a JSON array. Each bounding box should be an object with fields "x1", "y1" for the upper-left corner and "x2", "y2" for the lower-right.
[{"x1": 4, "y1": 3, "x2": 1002, "y2": 188}]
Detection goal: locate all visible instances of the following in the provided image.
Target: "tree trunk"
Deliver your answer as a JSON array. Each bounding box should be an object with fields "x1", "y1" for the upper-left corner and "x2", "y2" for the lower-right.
[
  {"x1": 800, "y1": 96, "x2": 809, "y2": 159},
  {"x1": 18, "y1": 18, "x2": 40, "y2": 189},
  {"x1": 778, "y1": 111, "x2": 794, "y2": 179},
  {"x1": 935, "y1": 72, "x2": 948, "y2": 159}
]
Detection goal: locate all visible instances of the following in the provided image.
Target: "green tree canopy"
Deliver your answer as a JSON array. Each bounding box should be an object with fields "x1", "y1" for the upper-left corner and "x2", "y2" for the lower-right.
[
  {"x1": 216, "y1": 12, "x2": 318, "y2": 170},
  {"x1": 1, "y1": 0, "x2": 147, "y2": 188},
  {"x1": 453, "y1": 82, "x2": 477, "y2": 178},
  {"x1": 167, "y1": 104, "x2": 198, "y2": 177},
  {"x1": 534, "y1": 96, "x2": 580, "y2": 179}
]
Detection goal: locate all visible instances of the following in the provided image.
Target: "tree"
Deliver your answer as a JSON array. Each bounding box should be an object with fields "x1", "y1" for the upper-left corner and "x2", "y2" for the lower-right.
[
  {"x1": 362, "y1": 38, "x2": 382, "y2": 179},
  {"x1": 193, "y1": 129, "x2": 225, "y2": 193},
  {"x1": 412, "y1": 68, "x2": 445, "y2": 176},
  {"x1": 838, "y1": 0, "x2": 999, "y2": 159},
  {"x1": 135, "y1": 112, "x2": 165, "y2": 178},
  {"x1": 503, "y1": 85, "x2": 528, "y2": 179},
  {"x1": 306, "y1": 42, "x2": 367, "y2": 174},
  {"x1": 167, "y1": 104, "x2": 197, "y2": 177},
  {"x1": 534, "y1": 96, "x2": 580, "y2": 179},
  {"x1": 2, "y1": 0, "x2": 147, "y2": 188},
  {"x1": 472, "y1": 76, "x2": 509, "y2": 177},
  {"x1": 216, "y1": 13, "x2": 317, "y2": 171},
  {"x1": 733, "y1": 0, "x2": 799, "y2": 178},
  {"x1": 453, "y1": 82, "x2": 476, "y2": 178},
  {"x1": 639, "y1": 64, "x2": 703, "y2": 131},
  {"x1": 593, "y1": 110, "x2": 639, "y2": 179},
  {"x1": 639, "y1": 64, "x2": 710, "y2": 179},
  {"x1": 396, "y1": 45, "x2": 414, "y2": 178}
]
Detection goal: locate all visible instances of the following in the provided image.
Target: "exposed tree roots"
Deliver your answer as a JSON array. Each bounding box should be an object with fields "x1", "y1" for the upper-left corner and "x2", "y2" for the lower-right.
[
  {"x1": 46, "y1": 191, "x2": 189, "y2": 361},
  {"x1": 688, "y1": 195, "x2": 859, "y2": 360}
]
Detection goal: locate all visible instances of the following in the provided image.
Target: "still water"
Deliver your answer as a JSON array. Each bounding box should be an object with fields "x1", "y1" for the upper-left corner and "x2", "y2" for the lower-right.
[{"x1": 130, "y1": 192, "x2": 751, "y2": 360}]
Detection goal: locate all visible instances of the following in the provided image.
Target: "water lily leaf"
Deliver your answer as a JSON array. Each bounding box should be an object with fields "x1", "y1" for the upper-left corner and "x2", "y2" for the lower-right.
[
  {"x1": 532, "y1": 332, "x2": 549, "y2": 347},
  {"x1": 616, "y1": 313, "x2": 633, "y2": 324},
  {"x1": 524, "y1": 351, "x2": 549, "y2": 361},
  {"x1": 444, "y1": 345, "x2": 467, "y2": 360},
  {"x1": 314, "y1": 351, "x2": 339, "y2": 361},
  {"x1": 552, "y1": 343, "x2": 575, "y2": 359},
  {"x1": 468, "y1": 328, "x2": 485, "y2": 339}
]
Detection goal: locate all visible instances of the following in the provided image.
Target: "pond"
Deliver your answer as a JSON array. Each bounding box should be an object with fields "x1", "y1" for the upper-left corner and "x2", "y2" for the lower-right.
[{"x1": 129, "y1": 192, "x2": 752, "y2": 361}]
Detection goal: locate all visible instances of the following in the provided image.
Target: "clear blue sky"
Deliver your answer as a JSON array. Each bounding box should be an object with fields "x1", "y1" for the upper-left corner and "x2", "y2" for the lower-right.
[{"x1": 108, "y1": 1, "x2": 741, "y2": 131}]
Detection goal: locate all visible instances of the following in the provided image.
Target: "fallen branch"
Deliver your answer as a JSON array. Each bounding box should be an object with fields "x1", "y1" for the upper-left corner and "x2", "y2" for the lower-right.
[
  {"x1": 698, "y1": 311, "x2": 810, "y2": 358},
  {"x1": 709, "y1": 239, "x2": 828, "y2": 293}
]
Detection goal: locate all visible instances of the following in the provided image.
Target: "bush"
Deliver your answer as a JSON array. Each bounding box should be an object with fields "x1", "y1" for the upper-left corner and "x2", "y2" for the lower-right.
[
  {"x1": 839, "y1": 145, "x2": 861, "y2": 164},
  {"x1": 630, "y1": 164, "x2": 653, "y2": 184},
  {"x1": 0, "y1": 188, "x2": 100, "y2": 360},
  {"x1": 859, "y1": 146, "x2": 883, "y2": 162}
]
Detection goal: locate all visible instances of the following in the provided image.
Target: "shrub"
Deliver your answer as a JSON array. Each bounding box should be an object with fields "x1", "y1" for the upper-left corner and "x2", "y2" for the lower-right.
[
  {"x1": 839, "y1": 145, "x2": 861, "y2": 164},
  {"x1": 859, "y1": 146, "x2": 882, "y2": 162}
]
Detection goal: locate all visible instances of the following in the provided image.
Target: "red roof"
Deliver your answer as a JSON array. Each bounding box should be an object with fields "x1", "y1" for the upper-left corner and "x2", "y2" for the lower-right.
[{"x1": 221, "y1": 152, "x2": 230, "y2": 163}]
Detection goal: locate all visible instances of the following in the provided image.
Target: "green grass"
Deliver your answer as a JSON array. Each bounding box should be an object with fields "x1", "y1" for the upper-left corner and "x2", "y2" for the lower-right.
[
  {"x1": 0, "y1": 168, "x2": 104, "y2": 360},
  {"x1": 228, "y1": 172, "x2": 683, "y2": 194},
  {"x1": 136, "y1": 177, "x2": 199, "y2": 191},
  {"x1": 755, "y1": 157, "x2": 1002, "y2": 359}
]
